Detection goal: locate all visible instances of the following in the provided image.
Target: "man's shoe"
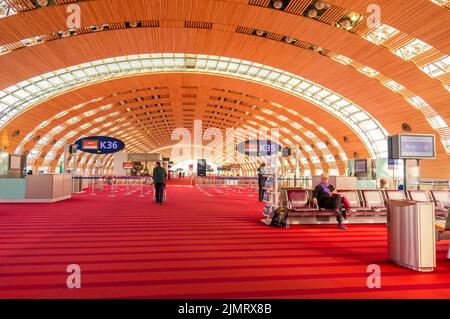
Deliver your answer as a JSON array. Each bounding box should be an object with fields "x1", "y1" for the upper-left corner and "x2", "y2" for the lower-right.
[{"x1": 338, "y1": 224, "x2": 348, "y2": 230}]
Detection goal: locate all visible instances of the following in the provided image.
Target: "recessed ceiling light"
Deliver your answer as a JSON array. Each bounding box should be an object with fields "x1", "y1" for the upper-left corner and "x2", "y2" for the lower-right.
[
  {"x1": 285, "y1": 37, "x2": 294, "y2": 44},
  {"x1": 341, "y1": 20, "x2": 351, "y2": 29},
  {"x1": 308, "y1": 9, "x2": 317, "y2": 18},
  {"x1": 273, "y1": 0, "x2": 283, "y2": 9},
  {"x1": 256, "y1": 30, "x2": 265, "y2": 36},
  {"x1": 315, "y1": 1, "x2": 325, "y2": 10},
  {"x1": 37, "y1": 0, "x2": 49, "y2": 7}
]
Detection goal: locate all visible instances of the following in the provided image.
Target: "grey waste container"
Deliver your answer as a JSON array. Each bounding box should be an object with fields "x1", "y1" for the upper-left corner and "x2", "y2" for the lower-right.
[{"x1": 387, "y1": 199, "x2": 436, "y2": 272}]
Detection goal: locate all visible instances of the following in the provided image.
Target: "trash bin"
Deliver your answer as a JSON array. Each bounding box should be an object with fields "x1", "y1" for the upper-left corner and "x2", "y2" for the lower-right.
[
  {"x1": 387, "y1": 199, "x2": 436, "y2": 272},
  {"x1": 72, "y1": 176, "x2": 82, "y2": 193}
]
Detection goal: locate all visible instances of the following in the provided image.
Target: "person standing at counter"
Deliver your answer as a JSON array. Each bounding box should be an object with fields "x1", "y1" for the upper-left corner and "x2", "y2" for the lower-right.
[
  {"x1": 312, "y1": 173, "x2": 350, "y2": 230},
  {"x1": 152, "y1": 161, "x2": 167, "y2": 204}
]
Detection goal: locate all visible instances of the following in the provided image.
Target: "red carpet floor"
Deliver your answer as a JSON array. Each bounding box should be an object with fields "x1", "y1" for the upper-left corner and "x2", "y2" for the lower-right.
[{"x1": 0, "y1": 183, "x2": 449, "y2": 299}]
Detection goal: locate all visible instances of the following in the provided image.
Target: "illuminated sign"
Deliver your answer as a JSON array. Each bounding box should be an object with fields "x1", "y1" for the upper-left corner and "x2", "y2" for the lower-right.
[
  {"x1": 236, "y1": 139, "x2": 282, "y2": 156},
  {"x1": 123, "y1": 162, "x2": 133, "y2": 169},
  {"x1": 74, "y1": 136, "x2": 125, "y2": 154},
  {"x1": 230, "y1": 164, "x2": 241, "y2": 170}
]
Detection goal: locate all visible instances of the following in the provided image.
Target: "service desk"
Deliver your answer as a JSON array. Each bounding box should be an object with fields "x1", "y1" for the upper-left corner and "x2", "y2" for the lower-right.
[
  {"x1": 387, "y1": 199, "x2": 435, "y2": 272},
  {"x1": 25, "y1": 174, "x2": 72, "y2": 202}
]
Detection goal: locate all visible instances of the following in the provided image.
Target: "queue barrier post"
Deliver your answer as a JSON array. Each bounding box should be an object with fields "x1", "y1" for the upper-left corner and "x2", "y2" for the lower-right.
[
  {"x1": 139, "y1": 178, "x2": 145, "y2": 197},
  {"x1": 90, "y1": 176, "x2": 96, "y2": 196},
  {"x1": 125, "y1": 177, "x2": 131, "y2": 195},
  {"x1": 108, "y1": 177, "x2": 116, "y2": 198},
  {"x1": 248, "y1": 178, "x2": 255, "y2": 197}
]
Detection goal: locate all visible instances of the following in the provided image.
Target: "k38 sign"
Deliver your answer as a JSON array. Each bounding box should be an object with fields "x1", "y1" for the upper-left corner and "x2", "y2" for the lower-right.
[
  {"x1": 236, "y1": 139, "x2": 282, "y2": 156},
  {"x1": 74, "y1": 136, "x2": 125, "y2": 154}
]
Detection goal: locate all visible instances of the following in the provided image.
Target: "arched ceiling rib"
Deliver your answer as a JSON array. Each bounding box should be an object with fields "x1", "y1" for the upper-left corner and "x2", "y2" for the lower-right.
[
  {"x1": 14, "y1": 74, "x2": 356, "y2": 174},
  {"x1": 0, "y1": 53, "x2": 389, "y2": 157},
  {"x1": 0, "y1": 18, "x2": 448, "y2": 148}
]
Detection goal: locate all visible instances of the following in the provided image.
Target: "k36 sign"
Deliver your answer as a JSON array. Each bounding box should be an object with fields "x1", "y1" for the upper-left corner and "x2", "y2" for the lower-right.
[
  {"x1": 74, "y1": 136, "x2": 125, "y2": 154},
  {"x1": 236, "y1": 139, "x2": 282, "y2": 156}
]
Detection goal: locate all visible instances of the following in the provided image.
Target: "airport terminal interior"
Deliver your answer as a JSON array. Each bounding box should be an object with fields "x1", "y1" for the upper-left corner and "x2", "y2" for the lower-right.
[{"x1": 0, "y1": 0, "x2": 449, "y2": 299}]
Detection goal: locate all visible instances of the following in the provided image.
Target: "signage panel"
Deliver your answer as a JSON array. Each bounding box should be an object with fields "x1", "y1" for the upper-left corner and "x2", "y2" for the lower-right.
[
  {"x1": 74, "y1": 136, "x2": 125, "y2": 154},
  {"x1": 123, "y1": 162, "x2": 133, "y2": 169},
  {"x1": 236, "y1": 139, "x2": 282, "y2": 156}
]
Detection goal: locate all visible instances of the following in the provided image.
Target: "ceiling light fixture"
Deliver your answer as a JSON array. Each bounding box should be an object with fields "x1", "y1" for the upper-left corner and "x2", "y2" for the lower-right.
[
  {"x1": 340, "y1": 19, "x2": 351, "y2": 29},
  {"x1": 37, "y1": 0, "x2": 49, "y2": 7},
  {"x1": 256, "y1": 30, "x2": 265, "y2": 36},
  {"x1": 284, "y1": 37, "x2": 294, "y2": 44},
  {"x1": 273, "y1": 0, "x2": 283, "y2": 9},
  {"x1": 315, "y1": 1, "x2": 325, "y2": 10},
  {"x1": 308, "y1": 8, "x2": 318, "y2": 18}
]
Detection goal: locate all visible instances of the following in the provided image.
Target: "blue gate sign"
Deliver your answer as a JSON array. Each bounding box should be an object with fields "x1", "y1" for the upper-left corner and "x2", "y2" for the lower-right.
[
  {"x1": 74, "y1": 136, "x2": 125, "y2": 154},
  {"x1": 236, "y1": 139, "x2": 282, "y2": 156}
]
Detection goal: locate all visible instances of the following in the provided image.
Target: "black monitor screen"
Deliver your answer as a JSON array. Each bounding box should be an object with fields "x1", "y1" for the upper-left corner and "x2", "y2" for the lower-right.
[{"x1": 354, "y1": 159, "x2": 368, "y2": 173}]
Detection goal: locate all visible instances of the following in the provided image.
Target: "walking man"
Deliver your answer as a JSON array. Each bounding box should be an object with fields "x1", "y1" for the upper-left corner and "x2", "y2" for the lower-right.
[
  {"x1": 257, "y1": 163, "x2": 267, "y2": 202},
  {"x1": 152, "y1": 161, "x2": 167, "y2": 204}
]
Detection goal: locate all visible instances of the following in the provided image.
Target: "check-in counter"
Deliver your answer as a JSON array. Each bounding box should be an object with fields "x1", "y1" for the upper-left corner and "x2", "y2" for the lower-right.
[
  {"x1": 387, "y1": 199, "x2": 435, "y2": 272},
  {"x1": 25, "y1": 174, "x2": 72, "y2": 202}
]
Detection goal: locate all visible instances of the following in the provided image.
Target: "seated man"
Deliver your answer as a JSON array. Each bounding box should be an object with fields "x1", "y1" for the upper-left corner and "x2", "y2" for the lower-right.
[
  {"x1": 312, "y1": 173, "x2": 351, "y2": 230},
  {"x1": 378, "y1": 178, "x2": 388, "y2": 190}
]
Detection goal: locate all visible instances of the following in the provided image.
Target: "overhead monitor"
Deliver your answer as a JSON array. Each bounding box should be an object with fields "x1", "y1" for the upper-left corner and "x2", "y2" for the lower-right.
[
  {"x1": 388, "y1": 134, "x2": 436, "y2": 159},
  {"x1": 354, "y1": 159, "x2": 368, "y2": 174}
]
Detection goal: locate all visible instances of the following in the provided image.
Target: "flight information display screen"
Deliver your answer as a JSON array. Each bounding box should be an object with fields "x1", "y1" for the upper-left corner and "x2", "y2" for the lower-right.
[
  {"x1": 354, "y1": 159, "x2": 368, "y2": 173},
  {"x1": 399, "y1": 135, "x2": 435, "y2": 158}
]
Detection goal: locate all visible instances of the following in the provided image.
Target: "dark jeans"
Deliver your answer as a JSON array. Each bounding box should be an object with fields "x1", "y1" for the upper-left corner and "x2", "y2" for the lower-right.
[
  {"x1": 154, "y1": 182, "x2": 165, "y2": 203},
  {"x1": 258, "y1": 187, "x2": 265, "y2": 201},
  {"x1": 258, "y1": 177, "x2": 266, "y2": 201},
  {"x1": 319, "y1": 195, "x2": 346, "y2": 224}
]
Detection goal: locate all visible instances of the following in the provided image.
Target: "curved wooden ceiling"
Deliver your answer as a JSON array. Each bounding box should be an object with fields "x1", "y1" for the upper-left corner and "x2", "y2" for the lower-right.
[{"x1": 0, "y1": 0, "x2": 449, "y2": 179}]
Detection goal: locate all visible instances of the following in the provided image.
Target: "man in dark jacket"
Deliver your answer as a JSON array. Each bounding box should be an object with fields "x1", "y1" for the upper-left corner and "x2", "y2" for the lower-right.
[
  {"x1": 312, "y1": 173, "x2": 348, "y2": 230},
  {"x1": 257, "y1": 163, "x2": 267, "y2": 202},
  {"x1": 152, "y1": 161, "x2": 167, "y2": 204}
]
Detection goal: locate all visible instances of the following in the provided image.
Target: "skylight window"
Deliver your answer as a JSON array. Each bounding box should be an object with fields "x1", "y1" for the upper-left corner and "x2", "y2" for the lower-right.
[
  {"x1": 84, "y1": 110, "x2": 96, "y2": 117},
  {"x1": 38, "y1": 121, "x2": 49, "y2": 129},
  {"x1": 395, "y1": 39, "x2": 432, "y2": 61},
  {"x1": 363, "y1": 24, "x2": 399, "y2": 45},
  {"x1": 67, "y1": 117, "x2": 80, "y2": 124},
  {"x1": 332, "y1": 55, "x2": 353, "y2": 65},
  {"x1": 55, "y1": 111, "x2": 68, "y2": 118},
  {"x1": 430, "y1": 0, "x2": 450, "y2": 7},
  {"x1": 420, "y1": 56, "x2": 450, "y2": 78},
  {"x1": 359, "y1": 66, "x2": 379, "y2": 77},
  {"x1": 384, "y1": 80, "x2": 405, "y2": 91},
  {"x1": 408, "y1": 96, "x2": 428, "y2": 109},
  {"x1": 317, "y1": 142, "x2": 327, "y2": 149},
  {"x1": 427, "y1": 116, "x2": 448, "y2": 129}
]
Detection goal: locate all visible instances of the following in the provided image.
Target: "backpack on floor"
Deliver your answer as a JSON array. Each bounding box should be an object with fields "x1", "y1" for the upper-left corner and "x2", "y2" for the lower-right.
[{"x1": 269, "y1": 207, "x2": 289, "y2": 228}]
